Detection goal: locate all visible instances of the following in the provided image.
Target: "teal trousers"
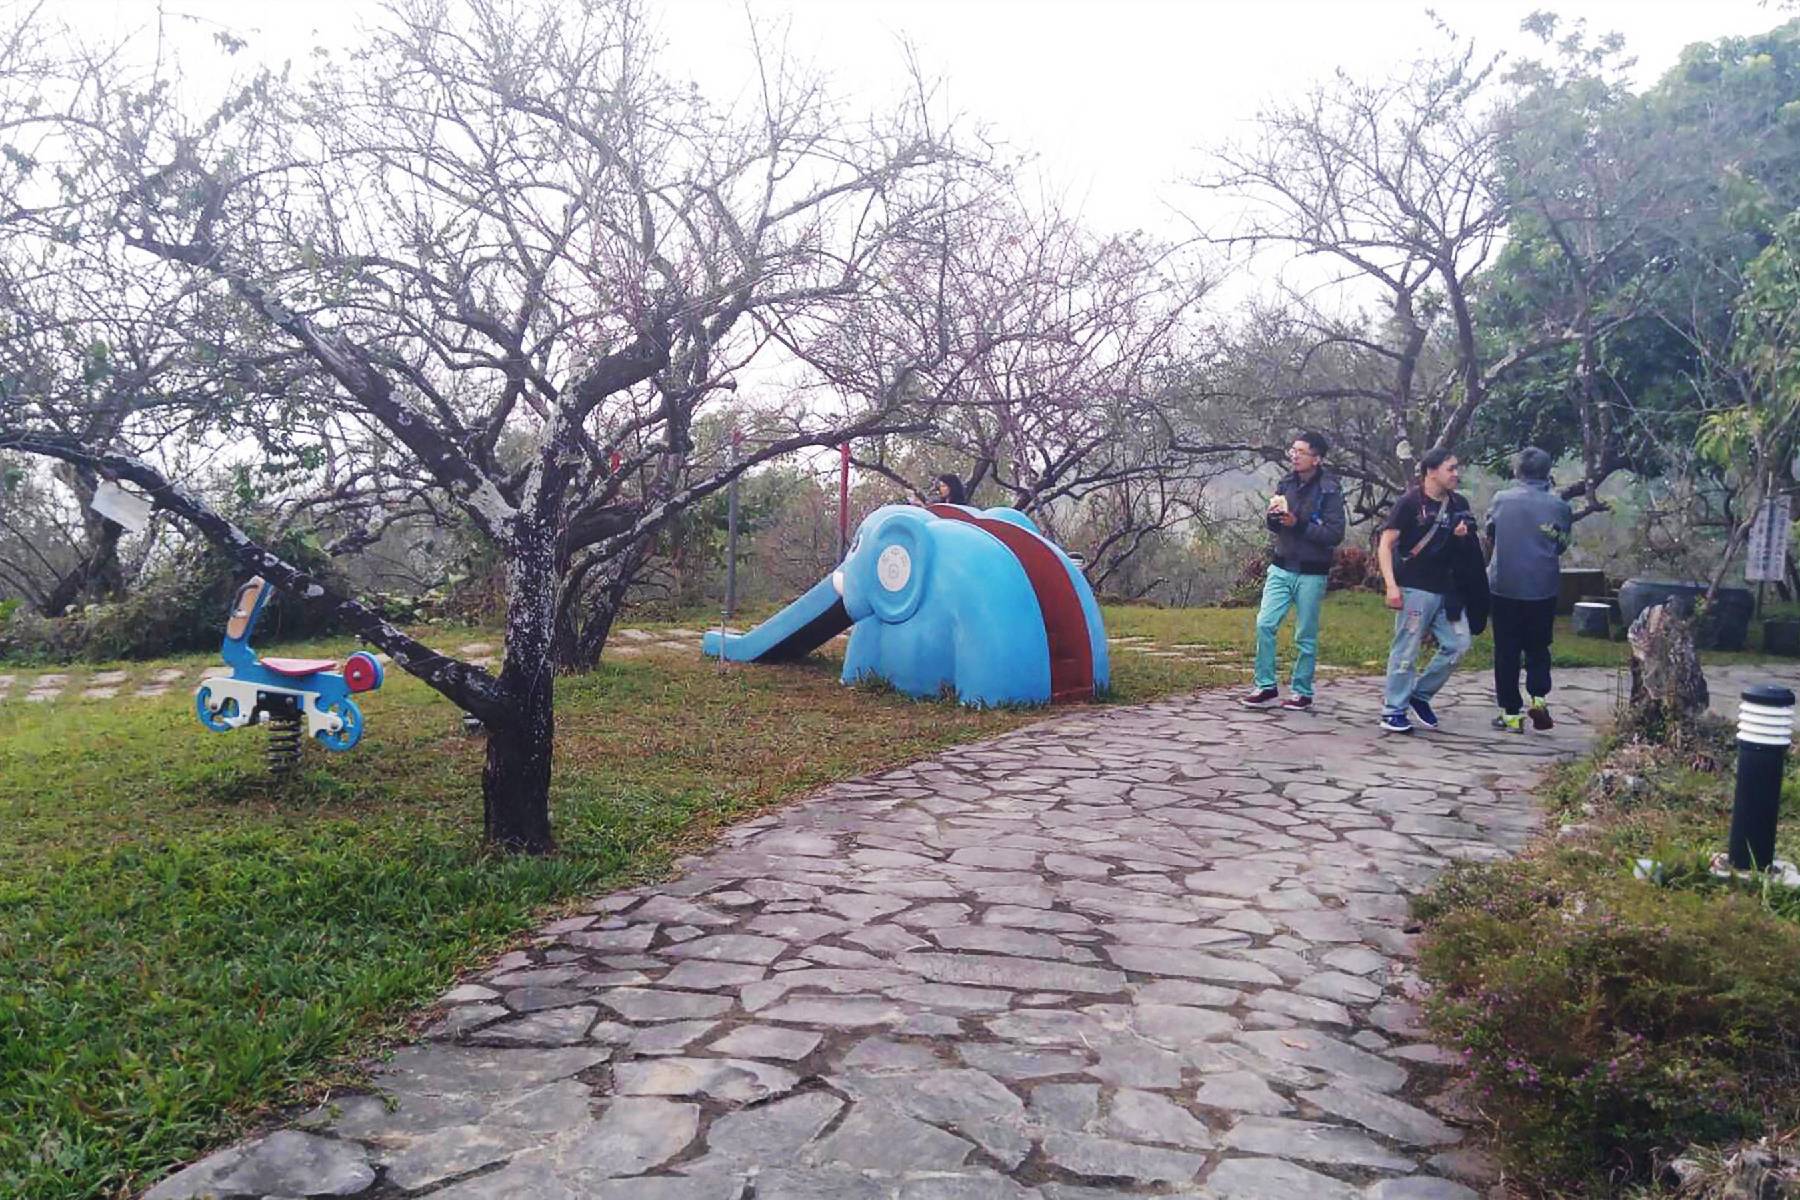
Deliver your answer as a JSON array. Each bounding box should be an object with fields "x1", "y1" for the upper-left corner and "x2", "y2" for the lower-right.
[{"x1": 1253, "y1": 566, "x2": 1328, "y2": 697}]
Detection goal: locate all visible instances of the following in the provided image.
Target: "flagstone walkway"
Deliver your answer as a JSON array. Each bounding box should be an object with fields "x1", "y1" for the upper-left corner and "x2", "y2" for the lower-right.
[{"x1": 139, "y1": 662, "x2": 1795, "y2": 1199}]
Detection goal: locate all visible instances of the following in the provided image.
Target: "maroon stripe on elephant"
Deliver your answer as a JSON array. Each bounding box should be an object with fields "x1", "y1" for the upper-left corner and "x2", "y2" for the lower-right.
[{"x1": 928, "y1": 505, "x2": 1094, "y2": 703}]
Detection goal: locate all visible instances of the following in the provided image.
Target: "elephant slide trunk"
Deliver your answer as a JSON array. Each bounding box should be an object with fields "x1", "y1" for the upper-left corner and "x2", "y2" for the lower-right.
[{"x1": 702, "y1": 574, "x2": 851, "y2": 663}]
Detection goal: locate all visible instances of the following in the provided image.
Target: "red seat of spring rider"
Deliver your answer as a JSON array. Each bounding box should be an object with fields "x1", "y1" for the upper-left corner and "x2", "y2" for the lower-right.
[{"x1": 258, "y1": 657, "x2": 339, "y2": 677}]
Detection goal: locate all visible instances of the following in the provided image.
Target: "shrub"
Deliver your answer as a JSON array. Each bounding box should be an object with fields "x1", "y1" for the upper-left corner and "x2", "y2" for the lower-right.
[
  {"x1": 1329, "y1": 544, "x2": 1381, "y2": 592},
  {"x1": 1419, "y1": 866, "x2": 1800, "y2": 1191},
  {"x1": 0, "y1": 530, "x2": 349, "y2": 664},
  {"x1": 1221, "y1": 548, "x2": 1270, "y2": 607},
  {"x1": 1221, "y1": 544, "x2": 1379, "y2": 606}
]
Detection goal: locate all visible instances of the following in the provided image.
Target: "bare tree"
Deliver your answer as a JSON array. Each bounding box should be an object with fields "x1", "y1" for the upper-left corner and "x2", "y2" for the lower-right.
[
  {"x1": 0, "y1": 3, "x2": 208, "y2": 612},
  {"x1": 0, "y1": 0, "x2": 987, "y2": 851},
  {"x1": 1184, "y1": 36, "x2": 1579, "y2": 513},
  {"x1": 836, "y1": 189, "x2": 1219, "y2": 576}
]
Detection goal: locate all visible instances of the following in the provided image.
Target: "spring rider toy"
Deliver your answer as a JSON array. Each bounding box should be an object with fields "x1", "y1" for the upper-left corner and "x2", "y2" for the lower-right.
[{"x1": 194, "y1": 576, "x2": 383, "y2": 775}]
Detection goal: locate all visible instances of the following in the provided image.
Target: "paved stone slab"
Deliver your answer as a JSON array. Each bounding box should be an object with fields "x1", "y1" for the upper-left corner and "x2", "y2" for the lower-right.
[
  {"x1": 141, "y1": 666, "x2": 1703, "y2": 1200},
  {"x1": 613, "y1": 1057, "x2": 798, "y2": 1103},
  {"x1": 1029, "y1": 1082, "x2": 1100, "y2": 1130},
  {"x1": 1205, "y1": 1156, "x2": 1362, "y2": 1200},
  {"x1": 897, "y1": 952, "x2": 1124, "y2": 994},
  {"x1": 1301, "y1": 1081, "x2": 1463, "y2": 1146},
  {"x1": 1102, "y1": 1087, "x2": 1215, "y2": 1149},
  {"x1": 481, "y1": 1005, "x2": 599, "y2": 1045},
  {"x1": 704, "y1": 1090, "x2": 843, "y2": 1162},
  {"x1": 1222, "y1": 1115, "x2": 1416, "y2": 1170},
  {"x1": 375, "y1": 1044, "x2": 609, "y2": 1095},
  {"x1": 1195, "y1": 1072, "x2": 1296, "y2": 1115},
  {"x1": 706, "y1": 1024, "x2": 822, "y2": 1060},
  {"x1": 599, "y1": 988, "x2": 734, "y2": 1022},
  {"x1": 958, "y1": 1043, "x2": 1089, "y2": 1079},
  {"x1": 1039, "y1": 1130, "x2": 1205, "y2": 1183},
  {"x1": 1233, "y1": 1030, "x2": 1409, "y2": 1093},
  {"x1": 663, "y1": 934, "x2": 788, "y2": 963},
  {"x1": 1364, "y1": 1179, "x2": 1481, "y2": 1200},
  {"x1": 659, "y1": 961, "x2": 766, "y2": 989},
  {"x1": 760, "y1": 996, "x2": 907, "y2": 1027},
  {"x1": 627, "y1": 1018, "x2": 720, "y2": 1054},
  {"x1": 375, "y1": 1079, "x2": 595, "y2": 1189},
  {"x1": 1105, "y1": 945, "x2": 1281, "y2": 985},
  {"x1": 809, "y1": 1102, "x2": 975, "y2": 1170},
  {"x1": 144, "y1": 1130, "x2": 373, "y2": 1199}
]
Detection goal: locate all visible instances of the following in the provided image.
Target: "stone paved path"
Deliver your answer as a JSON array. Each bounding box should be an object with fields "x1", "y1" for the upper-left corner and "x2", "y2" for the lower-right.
[{"x1": 140, "y1": 663, "x2": 1796, "y2": 1199}]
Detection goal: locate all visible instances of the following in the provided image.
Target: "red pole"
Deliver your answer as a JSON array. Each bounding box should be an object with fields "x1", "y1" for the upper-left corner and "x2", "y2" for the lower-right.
[{"x1": 838, "y1": 442, "x2": 851, "y2": 561}]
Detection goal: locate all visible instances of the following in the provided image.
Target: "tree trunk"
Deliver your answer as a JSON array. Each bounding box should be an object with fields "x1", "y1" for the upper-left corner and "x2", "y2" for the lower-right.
[
  {"x1": 485, "y1": 522, "x2": 557, "y2": 853},
  {"x1": 571, "y1": 566, "x2": 636, "y2": 668},
  {"x1": 37, "y1": 518, "x2": 125, "y2": 617},
  {"x1": 555, "y1": 540, "x2": 653, "y2": 671},
  {"x1": 481, "y1": 688, "x2": 554, "y2": 853},
  {"x1": 84, "y1": 514, "x2": 125, "y2": 598},
  {"x1": 1626, "y1": 601, "x2": 1709, "y2": 733}
]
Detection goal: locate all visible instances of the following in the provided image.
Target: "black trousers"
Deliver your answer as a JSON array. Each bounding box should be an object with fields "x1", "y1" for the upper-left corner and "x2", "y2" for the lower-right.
[{"x1": 1491, "y1": 594, "x2": 1557, "y2": 713}]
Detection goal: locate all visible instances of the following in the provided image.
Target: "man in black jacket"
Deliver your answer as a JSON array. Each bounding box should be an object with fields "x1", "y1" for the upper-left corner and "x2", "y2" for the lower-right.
[{"x1": 1240, "y1": 431, "x2": 1347, "y2": 712}]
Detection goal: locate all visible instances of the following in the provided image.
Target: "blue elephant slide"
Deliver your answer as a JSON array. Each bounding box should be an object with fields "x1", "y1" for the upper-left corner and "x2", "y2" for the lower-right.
[{"x1": 703, "y1": 504, "x2": 1108, "y2": 707}]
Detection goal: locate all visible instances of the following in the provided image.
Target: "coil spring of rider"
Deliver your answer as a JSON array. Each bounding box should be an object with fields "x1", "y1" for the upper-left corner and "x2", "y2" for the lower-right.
[{"x1": 266, "y1": 713, "x2": 303, "y2": 777}]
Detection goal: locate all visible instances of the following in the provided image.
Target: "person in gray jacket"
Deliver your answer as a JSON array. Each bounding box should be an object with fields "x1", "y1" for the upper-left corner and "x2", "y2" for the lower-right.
[
  {"x1": 1241, "y1": 431, "x2": 1347, "y2": 712},
  {"x1": 1485, "y1": 447, "x2": 1574, "y2": 732}
]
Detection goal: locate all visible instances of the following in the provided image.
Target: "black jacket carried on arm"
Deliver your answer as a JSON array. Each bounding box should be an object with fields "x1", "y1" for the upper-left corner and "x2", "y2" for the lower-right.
[
  {"x1": 1448, "y1": 531, "x2": 1491, "y2": 636},
  {"x1": 1266, "y1": 468, "x2": 1346, "y2": 575}
]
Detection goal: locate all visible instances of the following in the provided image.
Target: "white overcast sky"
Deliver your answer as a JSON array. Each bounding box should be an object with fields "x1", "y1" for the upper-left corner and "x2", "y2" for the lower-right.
[
  {"x1": 48, "y1": 0, "x2": 1795, "y2": 242},
  {"x1": 654, "y1": 0, "x2": 1795, "y2": 238}
]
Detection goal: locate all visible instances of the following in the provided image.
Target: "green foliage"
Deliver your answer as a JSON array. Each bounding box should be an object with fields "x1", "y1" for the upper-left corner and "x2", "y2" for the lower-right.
[
  {"x1": 1732, "y1": 209, "x2": 1800, "y2": 412},
  {"x1": 1474, "y1": 17, "x2": 1800, "y2": 485},
  {"x1": 1421, "y1": 865, "x2": 1800, "y2": 1189}
]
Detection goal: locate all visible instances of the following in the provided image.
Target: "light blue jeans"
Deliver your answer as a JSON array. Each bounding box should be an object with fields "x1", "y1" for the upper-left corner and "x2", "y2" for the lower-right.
[
  {"x1": 1383, "y1": 587, "x2": 1471, "y2": 715},
  {"x1": 1254, "y1": 566, "x2": 1328, "y2": 697}
]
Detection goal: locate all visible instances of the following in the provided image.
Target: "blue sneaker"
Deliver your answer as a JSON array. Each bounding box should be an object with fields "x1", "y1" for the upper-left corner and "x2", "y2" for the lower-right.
[
  {"x1": 1379, "y1": 712, "x2": 1413, "y2": 734},
  {"x1": 1408, "y1": 696, "x2": 1439, "y2": 730}
]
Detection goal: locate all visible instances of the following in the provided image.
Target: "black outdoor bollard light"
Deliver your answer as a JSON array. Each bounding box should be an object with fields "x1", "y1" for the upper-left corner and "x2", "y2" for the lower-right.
[{"x1": 1730, "y1": 684, "x2": 1795, "y2": 871}]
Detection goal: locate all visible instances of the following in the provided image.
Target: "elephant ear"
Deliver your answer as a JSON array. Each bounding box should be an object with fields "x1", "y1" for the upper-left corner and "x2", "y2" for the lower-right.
[{"x1": 866, "y1": 511, "x2": 935, "y2": 624}]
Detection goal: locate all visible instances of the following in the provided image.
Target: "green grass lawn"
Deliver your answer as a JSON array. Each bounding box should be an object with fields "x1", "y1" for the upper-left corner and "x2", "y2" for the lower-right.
[{"x1": 0, "y1": 593, "x2": 1769, "y2": 1197}]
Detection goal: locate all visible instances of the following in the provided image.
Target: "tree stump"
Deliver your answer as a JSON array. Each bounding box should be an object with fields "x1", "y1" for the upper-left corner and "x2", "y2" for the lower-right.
[{"x1": 1626, "y1": 601, "x2": 1709, "y2": 733}]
